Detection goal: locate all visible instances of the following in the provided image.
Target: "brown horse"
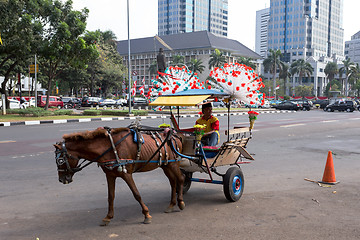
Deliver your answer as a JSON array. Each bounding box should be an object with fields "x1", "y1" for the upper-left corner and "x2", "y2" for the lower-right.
[{"x1": 54, "y1": 126, "x2": 185, "y2": 225}]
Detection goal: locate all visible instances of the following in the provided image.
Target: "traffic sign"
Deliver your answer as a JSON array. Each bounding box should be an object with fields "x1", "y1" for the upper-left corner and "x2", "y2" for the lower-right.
[
  {"x1": 132, "y1": 70, "x2": 137, "y2": 76},
  {"x1": 29, "y1": 64, "x2": 39, "y2": 73}
]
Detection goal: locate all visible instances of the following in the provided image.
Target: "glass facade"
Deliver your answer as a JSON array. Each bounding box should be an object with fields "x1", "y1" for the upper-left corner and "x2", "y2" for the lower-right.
[
  {"x1": 267, "y1": 0, "x2": 344, "y2": 62},
  {"x1": 158, "y1": 0, "x2": 228, "y2": 37}
]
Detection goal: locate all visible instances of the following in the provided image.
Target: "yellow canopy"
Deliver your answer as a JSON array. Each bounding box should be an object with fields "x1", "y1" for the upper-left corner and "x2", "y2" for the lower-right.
[{"x1": 149, "y1": 95, "x2": 211, "y2": 106}]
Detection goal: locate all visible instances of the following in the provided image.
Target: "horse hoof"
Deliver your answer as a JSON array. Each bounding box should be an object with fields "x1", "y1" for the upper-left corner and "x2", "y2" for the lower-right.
[
  {"x1": 178, "y1": 201, "x2": 186, "y2": 210},
  {"x1": 100, "y1": 219, "x2": 111, "y2": 226},
  {"x1": 164, "y1": 207, "x2": 174, "y2": 213},
  {"x1": 143, "y1": 217, "x2": 152, "y2": 224}
]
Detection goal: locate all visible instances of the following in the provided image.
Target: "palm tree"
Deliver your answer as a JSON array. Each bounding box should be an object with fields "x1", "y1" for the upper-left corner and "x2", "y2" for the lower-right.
[
  {"x1": 187, "y1": 58, "x2": 205, "y2": 77},
  {"x1": 290, "y1": 59, "x2": 314, "y2": 86},
  {"x1": 171, "y1": 55, "x2": 185, "y2": 66},
  {"x1": 324, "y1": 62, "x2": 338, "y2": 83},
  {"x1": 208, "y1": 49, "x2": 226, "y2": 69},
  {"x1": 263, "y1": 49, "x2": 282, "y2": 98},
  {"x1": 237, "y1": 56, "x2": 256, "y2": 70},
  {"x1": 148, "y1": 60, "x2": 158, "y2": 76},
  {"x1": 339, "y1": 58, "x2": 356, "y2": 96},
  {"x1": 279, "y1": 62, "x2": 291, "y2": 96}
]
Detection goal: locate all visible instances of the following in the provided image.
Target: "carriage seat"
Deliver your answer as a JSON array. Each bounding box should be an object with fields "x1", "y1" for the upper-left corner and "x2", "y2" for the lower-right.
[{"x1": 202, "y1": 145, "x2": 221, "y2": 158}]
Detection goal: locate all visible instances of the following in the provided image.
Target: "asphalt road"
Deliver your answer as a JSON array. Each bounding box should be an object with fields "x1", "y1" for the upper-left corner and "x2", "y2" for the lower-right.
[{"x1": 1, "y1": 110, "x2": 360, "y2": 240}]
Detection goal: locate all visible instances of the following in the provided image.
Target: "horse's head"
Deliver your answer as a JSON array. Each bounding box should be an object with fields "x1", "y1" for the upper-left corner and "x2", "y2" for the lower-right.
[{"x1": 54, "y1": 141, "x2": 80, "y2": 184}]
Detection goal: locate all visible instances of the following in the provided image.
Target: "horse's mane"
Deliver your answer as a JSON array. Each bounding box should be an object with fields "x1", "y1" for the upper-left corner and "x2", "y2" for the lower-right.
[{"x1": 63, "y1": 127, "x2": 128, "y2": 142}]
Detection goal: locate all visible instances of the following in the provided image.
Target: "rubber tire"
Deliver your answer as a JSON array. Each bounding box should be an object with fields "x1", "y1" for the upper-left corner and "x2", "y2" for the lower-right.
[
  {"x1": 346, "y1": 108, "x2": 351, "y2": 112},
  {"x1": 223, "y1": 167, "x2": 244, "y2": 202},
  {"x1": 327, "y1": 108, "x2": 332, "y2": 112},
  {"x1": 180, "y1": 169, "x2": 192, "y2": 194}
]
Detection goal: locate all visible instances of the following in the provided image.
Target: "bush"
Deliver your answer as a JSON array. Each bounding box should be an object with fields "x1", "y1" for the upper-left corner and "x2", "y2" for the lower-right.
[
  {"x1": 7, "y1": 107, "x2": 52, "y2": 117},
  {"x1": 83, "y1": 110, "x2": 102, "y2": 116},
  {"x1": 52, "y1": 109, "x2": 73, "y2": 116}
]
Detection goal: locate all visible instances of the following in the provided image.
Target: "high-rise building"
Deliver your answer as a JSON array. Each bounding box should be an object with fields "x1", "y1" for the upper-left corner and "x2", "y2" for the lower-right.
[
  {"x1": 158, "y1": 0, "x2": 228, "y2": 37},
  {"x1": 255, "y1": 8, "x2": 270, "y2": 58},
  {"x1": 267, "y1": 0, "x2": 344, "y2": 63},
  {"x1": 264, "y1": 0, "x2": 345, "y2": 97},
  {"x1": 345, "y1": 31, "x2": 360, "y2": 65}
]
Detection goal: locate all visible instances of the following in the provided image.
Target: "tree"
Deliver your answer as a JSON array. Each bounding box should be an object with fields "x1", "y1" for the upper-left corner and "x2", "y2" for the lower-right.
[
  {"x1": 187, "y1": 58, "x2": 205, "y2": 77},
  {"x1": 148, "y1": 60, "x2": 158, "y2": 76},
  {"x1": 290, "y1": 59, "x2": 313, "y2": 85},
  {"x1": 279, "y1": 62, "x2": 291, "y2": 96},
  {"x1": 0, "y1": 0, "x2": 43, "y2": 108},
  {"x1": 324, "y1": 62, "x2": 338, "y2": 82},
  {"x1": 171, "y1": 55, "x2": 184, "y2": 66},
  {"x1": 339, "y1": 58, "x2": 356, "y2": 96},
  {"x1": 37, "y1": 1, "x2": 98, "y2": 109},
  {"x1": 237, "y1": 56, "x2": 256, "y2": 70},
  {"x1": 295, "y1": 84, "x2": 314, "y2": 97},
  {"x1": 208, "y1": 49, "x2": 226, "y2": 69},
  {"x1": 263, "y1": 49, "x2": 282, "y2": 98}
]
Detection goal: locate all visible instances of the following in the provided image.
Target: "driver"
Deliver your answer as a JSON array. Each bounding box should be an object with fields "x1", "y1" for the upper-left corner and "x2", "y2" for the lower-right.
[{"x1": 195, "y1": 102, "x2": 220, "y2": 146}]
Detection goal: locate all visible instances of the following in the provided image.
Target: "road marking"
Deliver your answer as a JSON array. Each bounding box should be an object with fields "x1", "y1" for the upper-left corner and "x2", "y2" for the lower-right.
[
  {"x1": 280, "y1": 123, "x2": 305, "y2": 128},
  {"x1": 322, "y1": 120, "x2": 339, "y2": 123},
  {"x1": 0, "y1": 140, "x2": 16, "y2": 143},
  {"x1": 349, "y1": 118, "x2": 360, "y2": 120}
]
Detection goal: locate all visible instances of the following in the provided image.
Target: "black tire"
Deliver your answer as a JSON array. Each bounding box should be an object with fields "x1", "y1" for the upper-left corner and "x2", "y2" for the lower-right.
[
  {"x1": 327, "y1": 108, "x2": 332, "y2": 112},
  {"x1": 223, "y1": 167, "x2": 244, "y2": 202},
  {"x1": 346, "y1": 108, "x2": 352, "y2": 112},
  {"x1": 179, "y1": 169, "x2": 192, "y2": 194}
]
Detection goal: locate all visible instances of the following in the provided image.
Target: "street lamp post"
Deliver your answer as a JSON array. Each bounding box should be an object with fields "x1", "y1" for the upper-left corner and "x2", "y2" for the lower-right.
[{"x1": 127, "y1": 0, "x2": 132, "y2": 114}]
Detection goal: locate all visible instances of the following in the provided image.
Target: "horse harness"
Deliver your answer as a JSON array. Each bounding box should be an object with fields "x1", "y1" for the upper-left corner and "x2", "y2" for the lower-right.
[{"x1": 55, "y1": 125, "x2": 182, "y2": 175}]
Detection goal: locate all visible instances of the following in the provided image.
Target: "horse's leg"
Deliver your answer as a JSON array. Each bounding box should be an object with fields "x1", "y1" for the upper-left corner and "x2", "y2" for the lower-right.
[
  {"x1": 171, "y1": 163, "x2": 185, "y2": 210},
  {"x1": 101, "y1": 174, "x2": 116, "y2": 226},
  {"x1": 122, "y1": 173, "x2": 152, "y2": 224},
  {"x1": 162, "y1": 164, "x2": 185, "y2": 213}
]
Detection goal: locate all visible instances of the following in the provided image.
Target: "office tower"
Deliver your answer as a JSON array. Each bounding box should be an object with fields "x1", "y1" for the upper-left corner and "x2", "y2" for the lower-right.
[
  {"x1": 267, "y1": 0, "x2": 344, "y2": 62},
  {"x1": 345, "y1": 31, "x2": 360, "y2": 65},
  {"x1": 255, "y1": 8, "x2": 270, "y2": 58},
  {"x1": 158, "y1": 0, "x2": 228, "y2": 37}
]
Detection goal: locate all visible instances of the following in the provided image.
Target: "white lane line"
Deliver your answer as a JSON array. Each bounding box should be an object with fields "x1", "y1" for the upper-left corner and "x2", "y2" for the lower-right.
[
  {"x1": 349, "y1": 118, "x2": 360, "y2": 120},
  {"x1": 280, "y1": 123, "x2": 305, "y2": 128},
  {"x1": 322, "y1": 120, "x2": 339, "y2": 123}
]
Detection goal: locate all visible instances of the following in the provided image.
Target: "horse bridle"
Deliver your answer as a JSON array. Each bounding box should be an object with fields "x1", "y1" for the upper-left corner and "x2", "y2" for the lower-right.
[{"x1": 55, "y1": 141, "x2": 85, "y2": 175}]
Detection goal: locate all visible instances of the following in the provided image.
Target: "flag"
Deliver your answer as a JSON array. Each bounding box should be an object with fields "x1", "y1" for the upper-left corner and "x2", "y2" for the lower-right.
[
  {"x1": 139, "y1": 85, "x2": 145, "y2": 96},
  {"x1": 275, "y1": 85, "x2": 280, "y2": 90},
  {"x1": 0, "y1": 33, "x2": 3, "y2": 45},
  {"x1": 131, "y1": 80, "x2": 137, "y2": 96},
  {"x1": 56, "y1": 81, "x2": 59, "y2": 94}
]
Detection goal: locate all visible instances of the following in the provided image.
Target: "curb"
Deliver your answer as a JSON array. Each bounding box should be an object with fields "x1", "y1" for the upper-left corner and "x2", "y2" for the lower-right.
[{"x1": 0, "y1": 110, "x2": 294, "y2": 127}]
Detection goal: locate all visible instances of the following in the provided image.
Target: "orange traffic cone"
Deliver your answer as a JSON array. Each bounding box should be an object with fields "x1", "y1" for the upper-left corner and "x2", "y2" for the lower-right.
[{"x1": 320, "y1": 151, "x2": 339, "y2": 185}]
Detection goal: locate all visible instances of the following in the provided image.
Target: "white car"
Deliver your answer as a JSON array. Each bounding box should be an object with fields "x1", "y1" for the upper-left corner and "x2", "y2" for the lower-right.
[
  {"x1": 0, "y1": 99, "x2": 21, "y2": 109},
  {"x1": 99, "y1": 99, "x2": 117, "y2": 107},
  {"x1": 23, "y1": 99, "x2": 36, "y2": 108},
  {"x1": 116, "y1": 98, "x2": 127, "y2": 106},
  {"x1": 261, "y1": 100, "x2": 271, "y2": 108}
]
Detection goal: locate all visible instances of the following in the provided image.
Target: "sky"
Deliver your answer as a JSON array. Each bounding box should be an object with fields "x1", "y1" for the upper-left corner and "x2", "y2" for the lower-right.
[{"x1": 71, "y1": 0, "x2": 360, "y2": 51}]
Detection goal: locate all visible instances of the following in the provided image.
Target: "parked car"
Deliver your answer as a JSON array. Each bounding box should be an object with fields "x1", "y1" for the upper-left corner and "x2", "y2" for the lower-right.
[
  {"x1": 212, "y1": 101, "x2": 225, "y2": 108},
  {"x1": 128, "y1": 97, "x2": 148, "y2": 106},
  {"x1": 0, "y1": 98, "x2": 21, "y2": 109},
  {"x1": 323, "y1": 100, "x2": 357, "y2": 112},
  {"x1": 81, "y1": 97, "x2": 101, "y2": 107},
  {"x1": 99, "y1": 99, "x2": 117, "y2": 107},
  {"x1": 61, "y1": 97, "x2": 81, "y2": 109},
  {"x1": 260, "y1": 100, "x2": 271, "y2": 108},
  {"x1": 116, "y1": 98, "x2": 127, "y2": 106},
  {"x1": 23, "y1": 99, "x2": 36, "y2": 108},
  {"x1": 313, "y1": 99, "x2": 329, "y2": 109},
  {"x1": 273, "y1": 100, "x2": 302, "y2": 111},
  {"x1": 270, "y1": 100, "x2": 283, "y2": 107},
  {"x1": 37, "y1": 95, "x2": 64, "y2": 108},
  {"x1": 293, "y1": 100, "x2": 312, "y2": 111}
]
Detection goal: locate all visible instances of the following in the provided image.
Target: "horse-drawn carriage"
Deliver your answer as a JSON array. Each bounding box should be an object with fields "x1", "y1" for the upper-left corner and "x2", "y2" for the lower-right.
[
  {"x1": 149, "y1": 89, "x2": 255, "y2": 202},
  {"x1": 54, "y1": 63, "x2": 264, "y2": 225}
]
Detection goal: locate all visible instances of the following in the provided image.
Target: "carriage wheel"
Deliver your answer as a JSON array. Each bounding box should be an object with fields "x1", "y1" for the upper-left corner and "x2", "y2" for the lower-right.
[
  {"x1": 223, "y1": 167, "x2": 244, "y2": 202},
  {"x1": 180, "y1": 169, "x2": 192, "y2": 194}
]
